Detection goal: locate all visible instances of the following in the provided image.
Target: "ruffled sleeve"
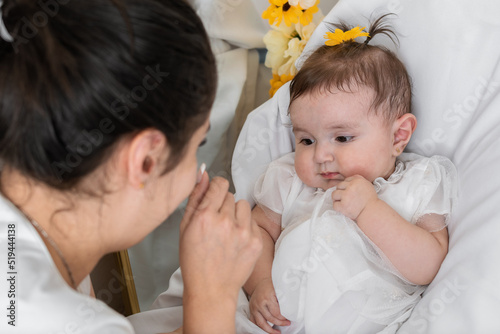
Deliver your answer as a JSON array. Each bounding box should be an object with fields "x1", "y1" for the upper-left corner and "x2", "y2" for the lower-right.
[
  {"x1": 408, "y1": 154, "x2": 459, "y2": 232},
  {"x1": 375, "y1": 153, "x2": 459, "y2": 233},
  {"x1": 253, "y1": 152, "x2": 296, "y2": 216}
]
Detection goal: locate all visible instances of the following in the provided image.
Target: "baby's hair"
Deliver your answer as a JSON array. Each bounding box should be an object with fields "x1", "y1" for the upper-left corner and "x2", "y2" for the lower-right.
[
  {"x1": 0, "y1": 0, "x2": 216, "y2": 190},
  {"x1": 289, "y1": 13, "x2": 412, "y2": 122}
]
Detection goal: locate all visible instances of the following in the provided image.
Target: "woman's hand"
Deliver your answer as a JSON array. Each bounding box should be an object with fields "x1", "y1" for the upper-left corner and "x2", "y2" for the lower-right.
[
  {"x1": 249, "y1": 278, "x2": 290, "y2": 334},
  {"x1": 179, "y1": 172, "x2": 263, "y2": 332}
]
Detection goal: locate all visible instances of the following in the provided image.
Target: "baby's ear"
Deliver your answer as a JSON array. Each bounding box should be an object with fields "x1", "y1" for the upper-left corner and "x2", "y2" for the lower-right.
[{"x1": 392, "y1": 113, "x2": 417, "y2": 155}]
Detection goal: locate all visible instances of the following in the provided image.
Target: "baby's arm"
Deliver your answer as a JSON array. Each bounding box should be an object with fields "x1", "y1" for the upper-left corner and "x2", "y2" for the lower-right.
[
  {"x1": 243, "y1": 205, "x2": 291, "y2": 333},
  {"x1": 332, "y1": 175, "x2": 448, "y2": 285}
]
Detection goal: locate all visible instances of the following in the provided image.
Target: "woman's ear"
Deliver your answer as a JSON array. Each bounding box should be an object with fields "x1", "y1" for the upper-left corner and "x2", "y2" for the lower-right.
[
  {"x1": 392, "y1": 113, "x2": 417, "y2": 156},
  {"x1": 126, "y1": 129, "x2": 168, "y2": 189}
]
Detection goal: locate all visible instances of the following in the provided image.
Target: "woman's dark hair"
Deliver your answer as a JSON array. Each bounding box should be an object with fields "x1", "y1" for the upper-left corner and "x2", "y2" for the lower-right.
[
  {"x1": 0, "y1": 0, "x2": 216, "y2": 189},
  {"x1": 290, "y1": 14, "x2": 411, "y2": 122}
]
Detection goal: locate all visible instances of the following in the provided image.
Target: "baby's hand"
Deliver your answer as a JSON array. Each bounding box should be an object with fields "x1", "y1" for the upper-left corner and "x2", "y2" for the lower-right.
[
  {"x1": 331, "y1": 175, "x2": 378, "y2": 221},
  {"x1": 248, "y1": 278, "x2": 290, "y2": 334}
]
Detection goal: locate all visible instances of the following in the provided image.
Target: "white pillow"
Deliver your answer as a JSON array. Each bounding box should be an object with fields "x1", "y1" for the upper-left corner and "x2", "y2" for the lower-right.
[{"x1": 232, "y1": 0, "x2": 500, "y2": 332}]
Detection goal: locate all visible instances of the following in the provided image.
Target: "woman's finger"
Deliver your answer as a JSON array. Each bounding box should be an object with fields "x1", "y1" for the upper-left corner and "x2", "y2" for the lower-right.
[
  {"x1": 197, "y1": 176, "x2": 229, "y2": 211},
  {"x1": 219, "y1": 191, "x2": 236, "y2": 218},
  {"x1": 235, "y1": 199, "x2": 262, "y2": 266},
  {"x1": 234, "y1": 199, "x2": 251, "y2": 226},
  {"x1": 180, "y1": 171, "x2": 209, "y2": 234}
]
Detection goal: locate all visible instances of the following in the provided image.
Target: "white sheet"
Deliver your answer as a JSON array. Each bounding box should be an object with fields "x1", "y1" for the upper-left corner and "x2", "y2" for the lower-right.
[{"x1": 232, "y1": 0, "x2": 500, "y2": 332}]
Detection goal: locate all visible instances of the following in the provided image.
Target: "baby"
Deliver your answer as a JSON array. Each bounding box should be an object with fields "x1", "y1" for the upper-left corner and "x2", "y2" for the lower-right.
[{"x1": 241, "y1": 15, "x2": 458, "y2": 334}]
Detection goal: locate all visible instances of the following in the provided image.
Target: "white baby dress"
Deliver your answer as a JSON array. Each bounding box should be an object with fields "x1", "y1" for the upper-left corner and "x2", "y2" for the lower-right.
[{"x1": 238, "y1": 152, "x2": 458, "y2": 334}]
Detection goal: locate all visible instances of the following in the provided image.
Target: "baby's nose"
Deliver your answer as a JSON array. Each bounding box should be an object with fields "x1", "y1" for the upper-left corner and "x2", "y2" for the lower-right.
[{"x1": 313, "y1": 142, "x2": 334, "y2": 163}]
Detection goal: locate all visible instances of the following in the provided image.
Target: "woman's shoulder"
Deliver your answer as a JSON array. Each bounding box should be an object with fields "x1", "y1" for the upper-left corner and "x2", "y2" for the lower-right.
[{"x1": 0, "y1": 197, "x2": 134, "y2": 333}]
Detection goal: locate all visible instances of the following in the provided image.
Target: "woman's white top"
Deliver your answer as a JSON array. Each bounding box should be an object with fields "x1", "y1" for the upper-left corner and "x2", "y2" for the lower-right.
[
  {"x1": 243, "y1": 152, "x2": 458, "y2": 334},
  {"x1": 0, "y1": 194, "x2": 134, "y2": 333}
]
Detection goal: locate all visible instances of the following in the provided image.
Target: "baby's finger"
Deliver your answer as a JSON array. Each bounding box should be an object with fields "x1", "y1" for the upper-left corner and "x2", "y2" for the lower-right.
[
  {"x1": 253, "y1": 312, "x2": 280, "y2": 334},
  {"x1": 331, "y1": 189, "x2": 342, "y2": 201},
  {"x1": 267, "y1": 301, "x2": 291, "y2": 327},
  {"x1": 335, "y1": 180, "x2": 348, "y2": 190},
  {"x1": 332, "y1": 200, "x2": 343, "y2": 213},
  {"x1": 264, "y1": 311, "x2": 290, "y2": 327}
]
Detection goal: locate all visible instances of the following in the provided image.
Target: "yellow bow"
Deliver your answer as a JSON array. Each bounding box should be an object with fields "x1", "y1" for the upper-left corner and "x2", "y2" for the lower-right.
[{"x1": 324, "y1": 26, "x2": 370, "y2": 46}]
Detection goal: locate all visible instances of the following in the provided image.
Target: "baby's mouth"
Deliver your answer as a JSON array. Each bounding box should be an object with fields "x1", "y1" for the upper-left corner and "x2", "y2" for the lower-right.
[{"x1": 320, "y1": 172, "x2": 340, "y2": 179}]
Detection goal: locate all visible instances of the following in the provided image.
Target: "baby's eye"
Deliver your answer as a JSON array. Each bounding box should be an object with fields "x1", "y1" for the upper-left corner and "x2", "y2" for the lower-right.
[
  {"x1": 299, "y1": 138, "x2": 315, "y2": 146},
  {"x1": 336, "y1": 136, "x2": 353, "y2": 143}
]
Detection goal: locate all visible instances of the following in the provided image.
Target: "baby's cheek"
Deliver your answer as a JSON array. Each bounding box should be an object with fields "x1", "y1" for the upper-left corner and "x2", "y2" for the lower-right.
[
  {"x1": 295, "y1": 163, "x2": 313, "y2": 185},
  {"x1": 295, "y1": 163, "x2": 307, "y2": 180},
  {"x1": 343, "y1": 162, "x2": 370, "y2": 180}
]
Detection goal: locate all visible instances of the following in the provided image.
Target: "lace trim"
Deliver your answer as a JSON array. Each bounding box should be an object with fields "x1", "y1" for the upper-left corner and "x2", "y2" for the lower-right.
[
  {"x1": 373, "y1": 159, "x2": 406, "y2": 193},
  {"x1": 313, "y1": 159, "x2": 407, "y2": 194}
]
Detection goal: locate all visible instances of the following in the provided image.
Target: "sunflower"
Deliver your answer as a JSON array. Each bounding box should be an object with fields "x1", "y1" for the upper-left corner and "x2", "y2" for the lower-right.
[
  {"x1": 299, "y1": 0, "x2": 319, "y2": 26},
  {"x1": 324, "y1": 26, "x2": 370, "y2": 46},
  {"x1": 262, "y1": 0, "x2": 287, "y2": 26},
  {"x1": 269, "y1": 73, "x2": 295, "y2": 97},
  {"x1": 262, "y1": 0, "x2": 302, "y2": 27}
]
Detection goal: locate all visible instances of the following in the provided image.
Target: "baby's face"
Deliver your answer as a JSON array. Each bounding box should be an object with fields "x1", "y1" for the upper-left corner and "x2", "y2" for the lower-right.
[{"x1": 290, "y1": 88, "x2": 398, "y2": 190}]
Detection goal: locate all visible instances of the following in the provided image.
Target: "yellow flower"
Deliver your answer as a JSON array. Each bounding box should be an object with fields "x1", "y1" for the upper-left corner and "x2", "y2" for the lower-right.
[
  {"x1": 278, "y1": 34, "x2": 306, "y2": 76},
  {"x1": 296, "y1": 19, "x2": 318, "y2": 41},
  {"x1": 262, "y1": 0, "x2": 302, "y2": 27},
  {"x1": 324, "y1": 26, "x2": 370, "y2": 46},
  {"x1": 289, "y1": 0, "x2": 316, "y2": 9},
  {"x1": 299, "y1": 0, "x2": 319, "y2": 26},
  {"x1": 262, "y1": 2, "x2": 324, "y2": 98},
  {"x1": 282, "y1": 3, "x2": 302, "y2": 26},
  {"x1": 269, "y1": 73, "x2": 294, "y2": 97},
  {"x1": 264, "y1": 19, "x2": 319, "y2": 76},
  {"x1": 263, "y1": 28, "x2": 292, "y2": 72},
  {"x1": 262, "y1": 0, "x2": 288, "y2": 26}
]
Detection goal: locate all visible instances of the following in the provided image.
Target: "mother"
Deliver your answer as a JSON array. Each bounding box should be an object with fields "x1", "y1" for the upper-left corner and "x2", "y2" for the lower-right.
[{"x1": 0, "y1": 0, "x2": 261, "y2": 332}]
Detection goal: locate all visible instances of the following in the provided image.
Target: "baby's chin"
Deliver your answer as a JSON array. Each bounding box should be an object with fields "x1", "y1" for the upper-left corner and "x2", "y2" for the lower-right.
[{"x1": 305, "y1": 179, "x2": 342, "y2": 191}]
